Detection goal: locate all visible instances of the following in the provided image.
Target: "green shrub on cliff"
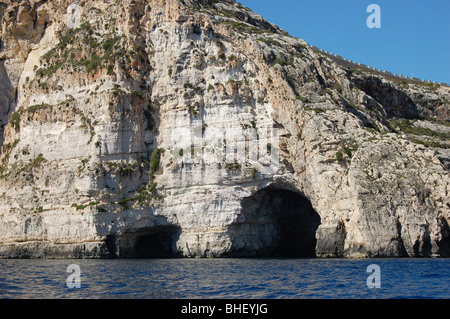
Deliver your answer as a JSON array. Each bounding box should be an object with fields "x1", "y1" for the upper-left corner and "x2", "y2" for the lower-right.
[{"x1": 150, "y1": 148, "x2": 164, "y2": 175}]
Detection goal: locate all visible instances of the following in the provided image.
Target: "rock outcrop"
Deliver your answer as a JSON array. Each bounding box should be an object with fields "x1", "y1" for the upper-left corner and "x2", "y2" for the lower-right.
[{"x1": 0, "y1": 0, "x2": 448, "y2": 258}]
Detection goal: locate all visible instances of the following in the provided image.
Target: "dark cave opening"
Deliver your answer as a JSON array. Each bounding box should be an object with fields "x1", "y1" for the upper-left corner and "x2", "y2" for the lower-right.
[
  {"x1": 106, "y1": 226, "x2": 181, "y2": 258},
  {"x1": 234, "y1": 186, "x2": 321, "y2": 258},
  {"x1": 133, "y1": 227, "x2": 181, "y2": 258}
]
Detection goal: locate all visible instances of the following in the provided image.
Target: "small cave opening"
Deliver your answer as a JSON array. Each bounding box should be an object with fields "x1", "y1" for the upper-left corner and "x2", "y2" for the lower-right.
[
  {"x1": 231, "y1": 186, "x2": 321, "y2": 258},
  {"x1": 133, "y1": 227, "x2": 181, "y2": 258},
  {"x1": 108, "y1": 226, "x2": 181, "y2": 258}
]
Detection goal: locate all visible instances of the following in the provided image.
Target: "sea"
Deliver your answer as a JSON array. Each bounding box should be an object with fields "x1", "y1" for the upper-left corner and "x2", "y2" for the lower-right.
[{"x1": 0, "y1": 258, "x2": 448, "y2": 299}]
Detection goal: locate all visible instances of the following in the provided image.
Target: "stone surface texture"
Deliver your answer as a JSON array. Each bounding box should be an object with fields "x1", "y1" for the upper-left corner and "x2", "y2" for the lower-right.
[{"x1": 0, "y1": 0, "x2": 449, "y2": 258}]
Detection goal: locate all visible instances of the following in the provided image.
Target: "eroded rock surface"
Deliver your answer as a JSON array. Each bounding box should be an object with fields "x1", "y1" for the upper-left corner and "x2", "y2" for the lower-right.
[{"x1": 0, "y1": 0, "x2": 448, "y2": 258}]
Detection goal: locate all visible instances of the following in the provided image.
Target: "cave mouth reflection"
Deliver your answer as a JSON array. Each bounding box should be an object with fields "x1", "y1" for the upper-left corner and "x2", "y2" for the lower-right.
[{"x1": 231, "y1": 186, "x2": 321, "y2": 258}]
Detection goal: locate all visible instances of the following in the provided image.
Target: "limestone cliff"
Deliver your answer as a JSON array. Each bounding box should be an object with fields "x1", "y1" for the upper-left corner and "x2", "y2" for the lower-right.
[{"x1": 0, "y1": 0, "x2": 449, "y2": 258}]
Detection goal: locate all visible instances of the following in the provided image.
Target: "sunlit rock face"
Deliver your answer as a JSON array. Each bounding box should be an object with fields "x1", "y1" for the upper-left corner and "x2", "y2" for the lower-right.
[{"x1": 0, "y1": 0, "x2": 448, "y2": 258}]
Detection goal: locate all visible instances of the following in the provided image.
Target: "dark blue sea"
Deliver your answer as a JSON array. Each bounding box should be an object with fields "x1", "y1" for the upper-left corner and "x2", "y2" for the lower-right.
[{"x1": 0, "y1": 258, "x2": 448, "y2": 299}]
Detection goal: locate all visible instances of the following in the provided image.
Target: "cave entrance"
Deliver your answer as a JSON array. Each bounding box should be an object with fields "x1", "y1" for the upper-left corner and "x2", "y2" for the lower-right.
[
  {"x1": 133, "y1": 227, "x2": 180, "y2": 258},
  {"x1": 112, "y1": 226, "x2": 181, "y2": 258},
  {"x1": 233, "y1": 186, "x2": 321, "y2": 258}
]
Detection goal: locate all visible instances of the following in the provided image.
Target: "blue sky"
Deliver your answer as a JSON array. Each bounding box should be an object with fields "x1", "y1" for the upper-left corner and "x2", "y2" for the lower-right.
[{"x1": 238, "y1": 0, "x2": 450, "y2": 84}]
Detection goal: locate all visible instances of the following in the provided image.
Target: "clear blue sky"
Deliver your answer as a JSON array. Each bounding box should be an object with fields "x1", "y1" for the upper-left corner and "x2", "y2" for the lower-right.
[{"x1": 238, "y1": 0, "x2": 450, "y2": 84}]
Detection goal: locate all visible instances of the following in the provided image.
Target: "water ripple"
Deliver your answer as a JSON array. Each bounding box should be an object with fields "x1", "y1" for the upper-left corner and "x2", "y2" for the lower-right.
[{"x1": 0, "y1": 258, "x2": 449, "y2": 299}]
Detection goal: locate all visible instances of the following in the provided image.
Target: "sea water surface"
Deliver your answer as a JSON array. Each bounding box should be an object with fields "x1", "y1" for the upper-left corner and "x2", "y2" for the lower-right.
[{"x1": 0, "y1": 258, "x2": 448, "y2": 299}]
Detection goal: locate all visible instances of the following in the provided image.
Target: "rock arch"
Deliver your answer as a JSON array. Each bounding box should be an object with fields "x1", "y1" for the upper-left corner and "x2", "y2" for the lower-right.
[{"x1": 227, "y1": 184, "x2": 321, "y2": 257}]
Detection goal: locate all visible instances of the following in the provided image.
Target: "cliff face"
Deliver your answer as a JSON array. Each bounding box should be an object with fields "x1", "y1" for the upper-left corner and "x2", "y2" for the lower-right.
[{"x1": 0, "y1": 0, "x2": 449, "y2": 258}]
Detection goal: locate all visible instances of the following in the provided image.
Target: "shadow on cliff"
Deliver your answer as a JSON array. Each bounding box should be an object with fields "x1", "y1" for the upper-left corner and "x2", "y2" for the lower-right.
[
  {"x1": 0, "y1": 60, "x2": 15, "y2": 149},
  {"x1": 353, "y1": 75, "x2": 420, "y2": 119}
]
